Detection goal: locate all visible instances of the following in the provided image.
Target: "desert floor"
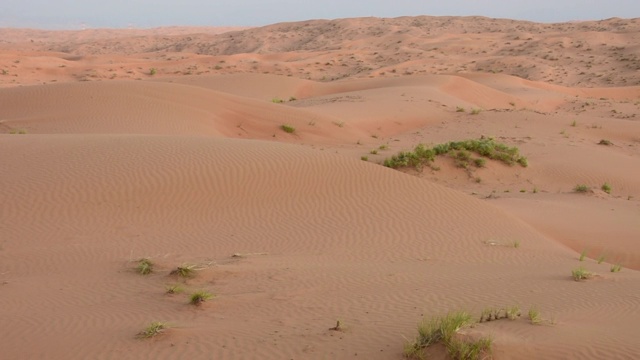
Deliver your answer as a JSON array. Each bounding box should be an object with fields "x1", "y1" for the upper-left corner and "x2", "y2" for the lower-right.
[{"x1": 1, "y1": 16, "x2": 639, "y2": 359}]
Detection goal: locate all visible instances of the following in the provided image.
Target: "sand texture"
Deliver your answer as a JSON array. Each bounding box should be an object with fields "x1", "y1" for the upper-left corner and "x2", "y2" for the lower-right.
[{"x1": 1, "y1": 16, "x2": 639, "y2": 360}]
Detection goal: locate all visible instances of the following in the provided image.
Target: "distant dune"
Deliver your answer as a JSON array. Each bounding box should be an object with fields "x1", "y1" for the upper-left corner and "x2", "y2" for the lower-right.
[{"x1": 1, "y1": 16, "x2": 639, "y2": 360}]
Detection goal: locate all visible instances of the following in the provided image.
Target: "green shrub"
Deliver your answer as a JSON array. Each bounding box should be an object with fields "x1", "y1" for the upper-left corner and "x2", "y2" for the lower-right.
[
  {"x1": 190, "y1": 290, "x2": 214, "y2": 305},
  {"x1": 149, "y1": 68, "x2": 157, "y2": 76},
  {"x1": 572, "y1": 267, "x2": 593, "y2": 281},
  {"x1": 611, "y1": 264, "x2": 622, "y2": 273},
  {"x1": 171, "y1": 264, "x2": 197, "y2": 278},
  {"x1": 137, "y1": 258, "x2": 153, "y2": 275},
  {"x1": 574, "y1": 184, "x2": 589, "y2": 193},
  {"x1": 138, "y1": 322, "x2": 167, "y2": 338},
  {"x1": 383, "y1": 137, "x2": 527, "y2": 171},
  {"x1": 281, "y1": 125, "x2": 296, "y2": 133},
  {"x1": 601, "y1": 183, "x2": 612, "y2": 194},
  {"x1": 404, "y1": 311, "x2": 483, "y2": 359}
]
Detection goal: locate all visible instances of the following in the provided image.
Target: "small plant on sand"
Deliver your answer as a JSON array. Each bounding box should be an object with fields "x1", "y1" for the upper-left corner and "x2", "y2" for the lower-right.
[
  {"x1": 579, "y1": 249, "x2": 587, "y2": 261},
  {"x1": 138, "y1": 321, "x2": 167, "y2": 338},
  {"x1": 598, "y1": 139, "x2": 613, "y2": 146},
  {"x1": 9, "y1": 128, "x2": 27, "y2": 134},
  {"x1": 528, "y1": 307, "x2": 542, "y2": 325},
  {"x1": 601, "y1": 183, "x2": 612, "y2": 194},
  {"x1": 171, "y1": 264, "x2": 197, "y2": 278},
  {"x1": 571, "y1": 120, "x2": 577, "y2": 127},
  {"x1": 473, "y1": 158, "x2": 486, "y2": 168},
  {"x1": 447, "y1": 337, "x2": 493, "y2": 360},
  {"x1": 149, "y1": 68, "x2": 157, "y2": 76},
  {"x1": 572, "y1": 267, "x2": 593, "y2": 281},
  {"x1": 404, "y1": 311, "x2": 491, "y2": 359},
  {"x1": 456, "y1": 106, "x2": 466, "y2": 112},
  {"x1": 361, "y1": 156, "x2": 369, "y2": 161},
  {"x1": 329, "y1": 320, "x2": 344, "y2": 331},
  {"x1": 190, "y1": 290, "x2": 214, "y2": 305},
  {"x1": 137, "y1": 258, "x2": 153, "y2": 275},
  {"x1": 610, "y1": 264, "x2": 622, "y2": 273},
  {"x1": 574, "y1": 184, "x2": 589, "y2": 193},
  {"x1": 505, "y1": 305, "x2": 521, "y2": 320},
  {"x1": 288, "y1": 96, "x2": 297, "y2": 102},
  {"x1": 280, "y1": 124, "x2": 296, "y2": 134},
  {"x1": 597, "y1": 254, "x2": 606, "y2": 264},
  {"x1": 370, "y1": 149, "x2": 378, "y2": 155},
  {"x1": 513, "y1": 240, "x2": 521, "y2": 249},
  {"x1": 271, "y1": 97, "x2": 284, "y2": 104},
  {"x1": 379, "y1": 144, "x2": 389, "y2": 150},
  {"x1": 165, "y1": 284, "x2": 185, "y2": 294},
  {"x1": 470, "y1": 108, "x2": 482, "y2": 115}
]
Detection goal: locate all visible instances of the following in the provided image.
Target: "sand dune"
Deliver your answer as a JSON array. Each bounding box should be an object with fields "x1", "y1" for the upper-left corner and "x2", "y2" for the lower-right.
[{"x1": 1, "y1": 15, "x2": 640, "y2": 360}]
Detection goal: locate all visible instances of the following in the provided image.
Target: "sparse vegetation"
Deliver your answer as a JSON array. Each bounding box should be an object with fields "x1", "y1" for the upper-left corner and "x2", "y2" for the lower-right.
[
  {"x1": 190, "y1": 290, "x2": 214, "y2": 305},
  {"x1": 383, "y1": 137, "x2": 528, "y2": 171},
  {"x1": 597, "y1": 254, "x2": 606, "y2": 264},
  {"x1": 601, "y1": 183, "x2": 612, "y2": 194},
  {"x1": 137, "y1": 258, "x2": 153, "y2": 275},
  {"x1": 505, "y1": 305, "x2": 521, "y2": 320},
  {"x1": 571, "y1": 120, "x2": 577, "y2": 127},
  {"x1": 271, "y1": 97, "x2": 285, "y2": 104},
  {"x1": 171, "y1": 264, "x2": 197, "y2": 278},
  {"x1": 404, "y1": 311, "x2": 472, "y2": 356},
  {"x1": 513, "y1": 240, "x2": 521, "y2": 249},
  {"x1": 574, "y1": 184, "x2": 589, "y2": 193},
  {"x1": 138, "y1": 321, "x2": 167, "y2": 338},
  {"x1": 379, "y1": 144, "x2": 389, "y2": 150},
  {"x1": 370, "y1": 149, "x2": 378, "y2": 155},
  {"x1": 9, "y1": 128, "x2": 28, "y2": 134},
  {"x1": 149, "y1": 68, "x2": 157, "y2": 76},
  {"x1": 611, "y1": 264, "x2": 622, "y2": 273},
  {"x1": 528, "y1": 307, "x2": 541, "y2": 325},
  {"x1": 470, "y1": 108, "x2": 482, "y2": 115},
  {"x1": 165, "y1": 284, "x2": 185, "y2": 294},
  {"x1": 598, "y1": 139, "x2": 613, "y2": 146},
  {"x1": 456, "y1": 106, "x2": 466, "y2": 112},
  {"x1": 288, "y1": 96, "x2": 297, "y2": 102},
  {"x1": 361, "y1": 156, "x2": 369, "y2": 161},
  {"x1": 281, "y1": 124, "x2": 296, "y2": 134},
  {"x1": 572, "y1": 267, "x2": 593, "y2": 281},
  {"x1": 579, "y1": 250, "x2": 587, "y2": 261}
]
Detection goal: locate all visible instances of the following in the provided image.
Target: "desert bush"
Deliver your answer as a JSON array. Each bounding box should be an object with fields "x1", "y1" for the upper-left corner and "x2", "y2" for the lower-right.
[{"x1": 281, "y1": 125, "x2": 295, "y2": 133}]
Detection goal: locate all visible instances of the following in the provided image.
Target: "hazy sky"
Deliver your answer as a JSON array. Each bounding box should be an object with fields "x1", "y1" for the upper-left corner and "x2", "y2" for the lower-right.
[{"x1": 2, "y1": 0, "x2": 640, "y2": 29}]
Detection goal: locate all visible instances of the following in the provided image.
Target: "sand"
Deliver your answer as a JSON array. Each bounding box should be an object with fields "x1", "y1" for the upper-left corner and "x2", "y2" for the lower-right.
[{"x1": 1, "y1": 16, "x2": 639, "y2": 360}]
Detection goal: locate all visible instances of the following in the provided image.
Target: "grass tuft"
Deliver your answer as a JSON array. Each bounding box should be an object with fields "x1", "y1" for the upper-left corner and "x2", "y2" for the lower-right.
[
  {"x1": 528, "y1": 307, "x2": 541, "y2": 325},
  {"x1": 190, "y1": 290, "x2": 214, "y2": 305},
  {"x1": 138, "y1": 321, "x2": 167, "y2": 338},
  {"x1": 597, "y1": 254, "x2": 606, "y2": 264},
  {"x1": 137, "y1": 258, "x2": 153, "y2": 275},
  {"x1": 447, "y1": 337, "x2": 493, "y2": 360},
  {"x1": 505, "y1": 305, "x2": 521, "y2": 320},
  {"x1": 574, "y1": 184, "x2": 589, "y2": 193},
  {"x1": 165, "y1": 284, "x2": 185, "y2": 294},
  {"x1": 579, "y1": 249, "x2": 587, "y2": 261},
  {"x1": 598, "y1": 139, "x2": 613, "y2": 146},
  {"x1": 171, "y1": 264, "x2": 197, "y2": 278},
  {"x1": 610, "y1": 264, "x2": 622, "y2": 273},
  {"x1": 572, "y1": 267, "x2": 593, "y2": 281},
  {"x1": 601, "y1": 183, "x2": 612, "y2": 194},
  {"x1": 280, "y1": 124, "x2": 295, "y2": 133},
  {"x1": 404, "y1": 311, "x2": 482, "y2": 359}
]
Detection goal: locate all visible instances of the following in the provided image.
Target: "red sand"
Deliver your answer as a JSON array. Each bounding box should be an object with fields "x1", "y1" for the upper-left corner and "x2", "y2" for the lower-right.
[{"x1": 1, "y1": 16, "x2": 639, "y2": 359}]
